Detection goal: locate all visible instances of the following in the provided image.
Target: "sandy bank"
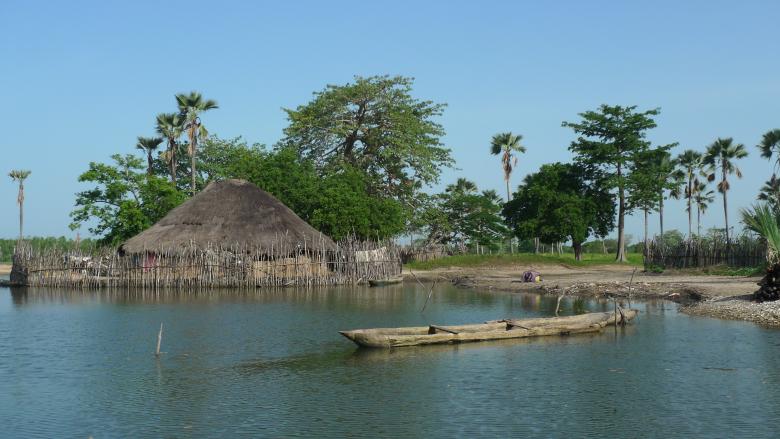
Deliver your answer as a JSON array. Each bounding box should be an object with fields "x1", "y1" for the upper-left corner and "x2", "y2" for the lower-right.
[
  {"x1": 405, "y1": 263, "x2": 779, "y2": 328},
  {"x1": 0, "y1": 264, "x2": 10, "y2": 276}
]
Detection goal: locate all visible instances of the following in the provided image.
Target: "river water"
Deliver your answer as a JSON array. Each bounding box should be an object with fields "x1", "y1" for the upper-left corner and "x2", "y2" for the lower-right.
[{"x1": 1, "y1": 283, "x2": 779, "y2": 438}]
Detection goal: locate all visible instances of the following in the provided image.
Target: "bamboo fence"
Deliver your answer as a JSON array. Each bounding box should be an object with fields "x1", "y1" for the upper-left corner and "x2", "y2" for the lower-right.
[
  {"x1": 644, "y1": 237, "x2": 766, "y2": 269},
  {"x1": 11, "y1": 236, "x2": 402, "y2": 289}
]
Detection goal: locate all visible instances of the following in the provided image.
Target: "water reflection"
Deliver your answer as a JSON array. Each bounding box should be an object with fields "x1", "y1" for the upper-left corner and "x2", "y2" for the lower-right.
[{"x1": 1, "y1": 284, "x2": 779, "y2": 438}]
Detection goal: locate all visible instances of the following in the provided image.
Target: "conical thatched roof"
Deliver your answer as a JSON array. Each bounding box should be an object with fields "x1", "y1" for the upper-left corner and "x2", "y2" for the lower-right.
[{"x1": 120, "y1": 179, "x2": 336, "y2": 254}]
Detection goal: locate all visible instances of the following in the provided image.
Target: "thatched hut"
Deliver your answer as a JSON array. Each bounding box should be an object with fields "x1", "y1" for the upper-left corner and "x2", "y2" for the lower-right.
[{"x1": 120, "y1": 179, "x2": 335, "y2": 255}]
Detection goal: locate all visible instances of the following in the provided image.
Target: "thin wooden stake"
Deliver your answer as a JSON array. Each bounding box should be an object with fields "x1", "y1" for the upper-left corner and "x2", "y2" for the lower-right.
[{"x1": 155, "y1": 323, "x2": 163, "y2": 357}]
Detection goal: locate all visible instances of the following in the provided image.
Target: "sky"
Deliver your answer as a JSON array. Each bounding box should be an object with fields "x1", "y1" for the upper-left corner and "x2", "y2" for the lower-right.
[{"x1": 1, "y1": 0, "x2": 779, "y2": 242}]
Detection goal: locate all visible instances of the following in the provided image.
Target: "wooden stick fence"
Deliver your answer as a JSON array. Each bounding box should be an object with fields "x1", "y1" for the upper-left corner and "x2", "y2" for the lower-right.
[
  {"x1": 644, "y1": 236, "x2": 766, "y2": 269},
  {"x1": 11, "y1": 236, "x2": 402, "y2": 289}
]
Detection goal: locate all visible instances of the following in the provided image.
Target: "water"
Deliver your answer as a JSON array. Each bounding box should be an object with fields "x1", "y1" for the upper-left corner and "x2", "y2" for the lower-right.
[{"x1": 1, "y1": 284, "x2": 779, "y2": 438}]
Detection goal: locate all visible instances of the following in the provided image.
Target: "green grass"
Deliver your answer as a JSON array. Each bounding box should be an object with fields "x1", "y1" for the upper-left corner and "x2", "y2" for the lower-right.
[
  {"x1": 404, "y1": 252, "x2": 643, "y2": 270},
  {"x1": 677, "y1": 265, "x2": 764, "y2": 277}
]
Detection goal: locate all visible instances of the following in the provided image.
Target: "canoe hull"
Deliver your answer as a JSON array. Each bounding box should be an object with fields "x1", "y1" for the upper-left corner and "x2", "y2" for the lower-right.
[
  {"x1": 368, "y1": 276, "x2": 404, "y2": 287},
  {"x1": 340, "y1": 310, "x2": 638, "y2": 348}
]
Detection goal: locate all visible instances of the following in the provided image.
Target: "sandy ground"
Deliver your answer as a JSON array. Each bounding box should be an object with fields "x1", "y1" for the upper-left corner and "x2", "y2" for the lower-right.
[
  {"x1": 405, "y1": 263, "x2": 780, "y2": 327},
  {"x1": 0, "y1": 264, "x2": 10, "y2": 276}
]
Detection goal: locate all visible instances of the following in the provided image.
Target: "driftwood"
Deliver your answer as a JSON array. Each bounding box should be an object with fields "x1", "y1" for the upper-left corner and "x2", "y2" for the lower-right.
[{"x1": 340, "y1": 310, "x2": 639, "y2": 348}]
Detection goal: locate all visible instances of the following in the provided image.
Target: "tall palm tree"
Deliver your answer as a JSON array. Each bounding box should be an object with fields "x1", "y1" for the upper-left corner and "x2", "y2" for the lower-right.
[
  {"x1": 675, "y1": 150, "x2": 703, "y2": 238},
  {"x1": 8, "y1": 170, "x2": 31, "y2": 240},
  {"x1": 489, "y1": 132, "x2": 526, "y2": 201},
  {"x1": 135, "y1": 136, "x2": 164, "y2": 176},
  {"x1": 703, "y1": 137, "x2": 748, "y2": 244},
  {"x1": 757, "y1": 129, "x2": 780, "y2": 167},
  {"x1": 156, "y1": 112, "x2": 184, "y2": 185},
  {"x1": 655, "y1": 151, "x2": 679, "y2": 238},
  {"x1": 758, "y1": 175, "x2": 780, "y2": 210},
  {"x1": 692, "y1": 181, "x2": 715, "y2": 238},
  {"x1": 176, "y1": 92, "x2": 218, "y2": 194}
]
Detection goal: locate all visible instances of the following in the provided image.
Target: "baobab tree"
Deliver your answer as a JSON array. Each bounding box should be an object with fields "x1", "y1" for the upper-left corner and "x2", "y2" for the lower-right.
[{"x1": 8, "y1": 170, "x2": 31, "y2": 240}]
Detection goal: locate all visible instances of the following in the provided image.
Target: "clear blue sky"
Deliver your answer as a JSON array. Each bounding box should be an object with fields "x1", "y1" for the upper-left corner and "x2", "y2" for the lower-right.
[{"x1": 1, "y1": 0, "x2": 778, "y2": 242}]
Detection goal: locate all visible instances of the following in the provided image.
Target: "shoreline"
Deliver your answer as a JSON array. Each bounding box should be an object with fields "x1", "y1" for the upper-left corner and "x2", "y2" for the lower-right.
[
  {"x1": 0, "y1": 264, "x2": 10, "y2": 276},
  {"x1": 405, "y1": 263, "x2": 780, "y2": 328}
]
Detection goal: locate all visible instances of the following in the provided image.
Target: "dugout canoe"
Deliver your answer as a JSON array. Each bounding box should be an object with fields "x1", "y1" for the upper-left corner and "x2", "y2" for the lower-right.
[
  {"x1": 368, "y1": 275, "x2": 404, "y2": 287},
  {"x1": 339, "y1": 309, "x2": 638, "y2": 348}
]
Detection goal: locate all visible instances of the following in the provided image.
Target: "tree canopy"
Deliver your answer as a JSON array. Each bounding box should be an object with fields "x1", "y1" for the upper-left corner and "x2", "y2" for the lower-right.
[
  {"x1": 563, "y1": 105, "x2": 662, "y2": 261},
  {"x1": 280, "y1": 75, "x2": 454, "y2": 207},
  {"x1": 503, "y1": 163, "x2": 615, "y2": 260}
]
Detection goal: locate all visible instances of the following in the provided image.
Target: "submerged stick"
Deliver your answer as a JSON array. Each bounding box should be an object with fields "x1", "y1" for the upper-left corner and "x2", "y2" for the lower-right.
[
  {"x1": 627, "y1": 267, "x2": 637, "y2": 309},
  {"x1": 420, "y1": 280, "x2": 437, "y2": 313},
  {"x1": 555, "y1": 293, "x2": 565, "y2": 317},
  {"x1": 155, "y1": 323, "x2": 163, "y2": 357}
]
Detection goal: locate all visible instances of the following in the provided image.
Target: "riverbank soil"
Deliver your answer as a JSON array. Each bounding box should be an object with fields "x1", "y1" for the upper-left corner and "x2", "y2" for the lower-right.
[
  {"x1": 0, "y1": 264, "x2": 10, "y2": 276},
  {"x1": 404, "y1": 263, "x2": 780, "y2": 327}
]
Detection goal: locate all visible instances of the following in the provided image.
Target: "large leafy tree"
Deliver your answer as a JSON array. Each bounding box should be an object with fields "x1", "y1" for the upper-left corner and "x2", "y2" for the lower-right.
[
  {"x1": 424, "y1": 178, "x2": 508, "y2": 251},
  {"x1": 562, "y1": 105, "x2": 660, "y2": 262},
  {"x1": 176, "y1": 91, "x2": 218, "y2": 194},
  {"x1": 69, "y1": 154, "x2": 186, "y2": 245},
  {"x1": 155, "y1": 112, "x2": 185, "y2": 185},
  {"x1": 675, "y1": 149, "x2": 705, "y2": 238},
  {"x1": 503, "y1": 163, "x2": 615, "y2": 260},
  {"x1": 703, "y1": 137, "x2": 748, "y2": 244},
  {"x1": 628, "y1": 147, "x2": 676, "y2": 249},
  {"x1": 280, "y1": 75, "x2": 453, "y2": 209},
  {"x1": 135, "y1": 136, "x2": 164, "y2": 176},
  {"x1": 489, "y1": 132, "x2": 526, "y2": 201},
  {"x1": 197, "y1": 136, "x2": 405, "y2": 240},
  {"x1": 8, "y1": 170, "x2": 31, "y2": 240}
]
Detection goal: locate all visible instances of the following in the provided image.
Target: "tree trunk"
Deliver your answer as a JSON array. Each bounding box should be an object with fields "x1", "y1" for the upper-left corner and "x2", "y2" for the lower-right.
[
  {"x1": 573, "y1": 241, "x2": 583, "y2": 261},
  {"x1": 534, "y1": 237, "x2": 539, "y2": 254},
  {"x1": 687, "y1": 177, "x2": 693, "y2": 239},
  {"x1": 659, "y1": 193, "x2": 664, "y2": 237},
  {"x1": 615, "y1": 164, "x2": 627, "y2": 262},
  {"x1": 723, "y1": 186, "x2": 729, "y2": 244},
  {"x1": 191, "y1": 136, "x2": 197, "y2": 195},
  {"x1": 506, "y1": 179, "x2": 511, "y2": 203},
  {"x1": 18, "y1": 183, "x2": 23, "y2": 241},
  {"x1": 147, "y1": 151, "x2": 154, "y2": 176},
  {"x1": 169, "y1": 139, "x2": 178, "y2": 186},
  {"x1": 697, "y1": 205, "x2": 702, "y2": 239},
  {"x1": 643, "y1": 208, "x2": 649, "y2": 258}
]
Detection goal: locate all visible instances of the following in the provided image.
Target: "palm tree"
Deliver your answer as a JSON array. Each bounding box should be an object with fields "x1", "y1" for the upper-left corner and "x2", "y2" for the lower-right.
[
  {"x1": 176, "y1": 92, "x2": 218, "y2": 194},
  {"x1": 656, "y1": 151, "x2": 679, "y2": 238},
  {"x1": 741, "y1": 204, "x2": 780, "y2": 301},
  {"x1": 135, "y1": 136, "x2": 164, "y2": 176},
  {"x1": 692, "y1": 181, "x2": 715, "y2": 238},
  {"x1": 675, "y1": 150, "x2": 703, "y2": 238},
  {"x1": 489, "y1": 132, "x2": 526, "y2": 201},
  {"x1": 446, "y1": 177, "x2": 478, "y2": 195},
  {"x1": 703, "y1": 138, "x2": 748, "y2": 244},
  {"x1": 8, "y1": 170, "x2": 31, "y2": 240},
  {"x1": 758, "y1": 175, "x2": 780, "y2": 210},
  {"x1": 156, "y1": 112, "x2": 184, "y2": 185},
  {"x1": 757, "y1": 129, "x2": 780, "y2": 167}
]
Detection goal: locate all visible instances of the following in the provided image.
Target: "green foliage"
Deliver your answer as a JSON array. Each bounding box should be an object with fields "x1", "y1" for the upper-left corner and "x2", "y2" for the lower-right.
[
  {"x1": 69, "y1": 154, "x2": 187, "y2": 246},
  {"x1": 629, "y1": 147, "x2": 676, "y2": 213},
  {"x1": 503, "y1": 163, "x2": 615, "y2": 258},
  {"x1": 280, "y1": 75, "x2": 454, "y2": 209},
  {"x1": 740, "y1": 203, "x2": 780, "y2": 264},
  {"x1": 310, "y1": 166, "x2": 406, "y2": 240},
  {"x1": 0, "y1": 237, "x2": 96, "y2": 263},
  {"x1": 563, "y1": 105, "x2": 663, "y2": 259},
  {"x1": 404, "y1": 252, "x2": 644, "y2": 271},
  {"x1": 197, "y1": 136, "x2": 405, "y2": 240},
  {"x1": 423, "y1": 179, "x2": 509, "y2": 250}
]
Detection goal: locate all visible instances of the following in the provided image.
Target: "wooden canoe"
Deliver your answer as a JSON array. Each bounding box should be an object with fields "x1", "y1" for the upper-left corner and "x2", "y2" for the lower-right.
[
  {"x1": 339, "y1": 309, "x2": 638, "y2": 348},
  {"x1": 368, "y1": 275, "x2": 404, "y2": 287}
]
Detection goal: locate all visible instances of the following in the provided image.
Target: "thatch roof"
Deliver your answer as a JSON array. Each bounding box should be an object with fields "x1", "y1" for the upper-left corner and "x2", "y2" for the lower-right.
[{"x1": 120, "y1": 179, "x2": 336, "y2": 254}]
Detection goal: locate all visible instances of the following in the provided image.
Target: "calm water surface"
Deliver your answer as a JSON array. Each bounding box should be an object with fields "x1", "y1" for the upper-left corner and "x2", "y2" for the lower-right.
[{"x1": 1, "y1": 283, "x2": 779, "y2": 438}]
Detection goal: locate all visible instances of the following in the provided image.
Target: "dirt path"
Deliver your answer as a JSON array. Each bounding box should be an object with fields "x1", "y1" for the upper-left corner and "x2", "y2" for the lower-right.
[{"x1": 405, "y1": 263, "x2": 780, "y2": 327}]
